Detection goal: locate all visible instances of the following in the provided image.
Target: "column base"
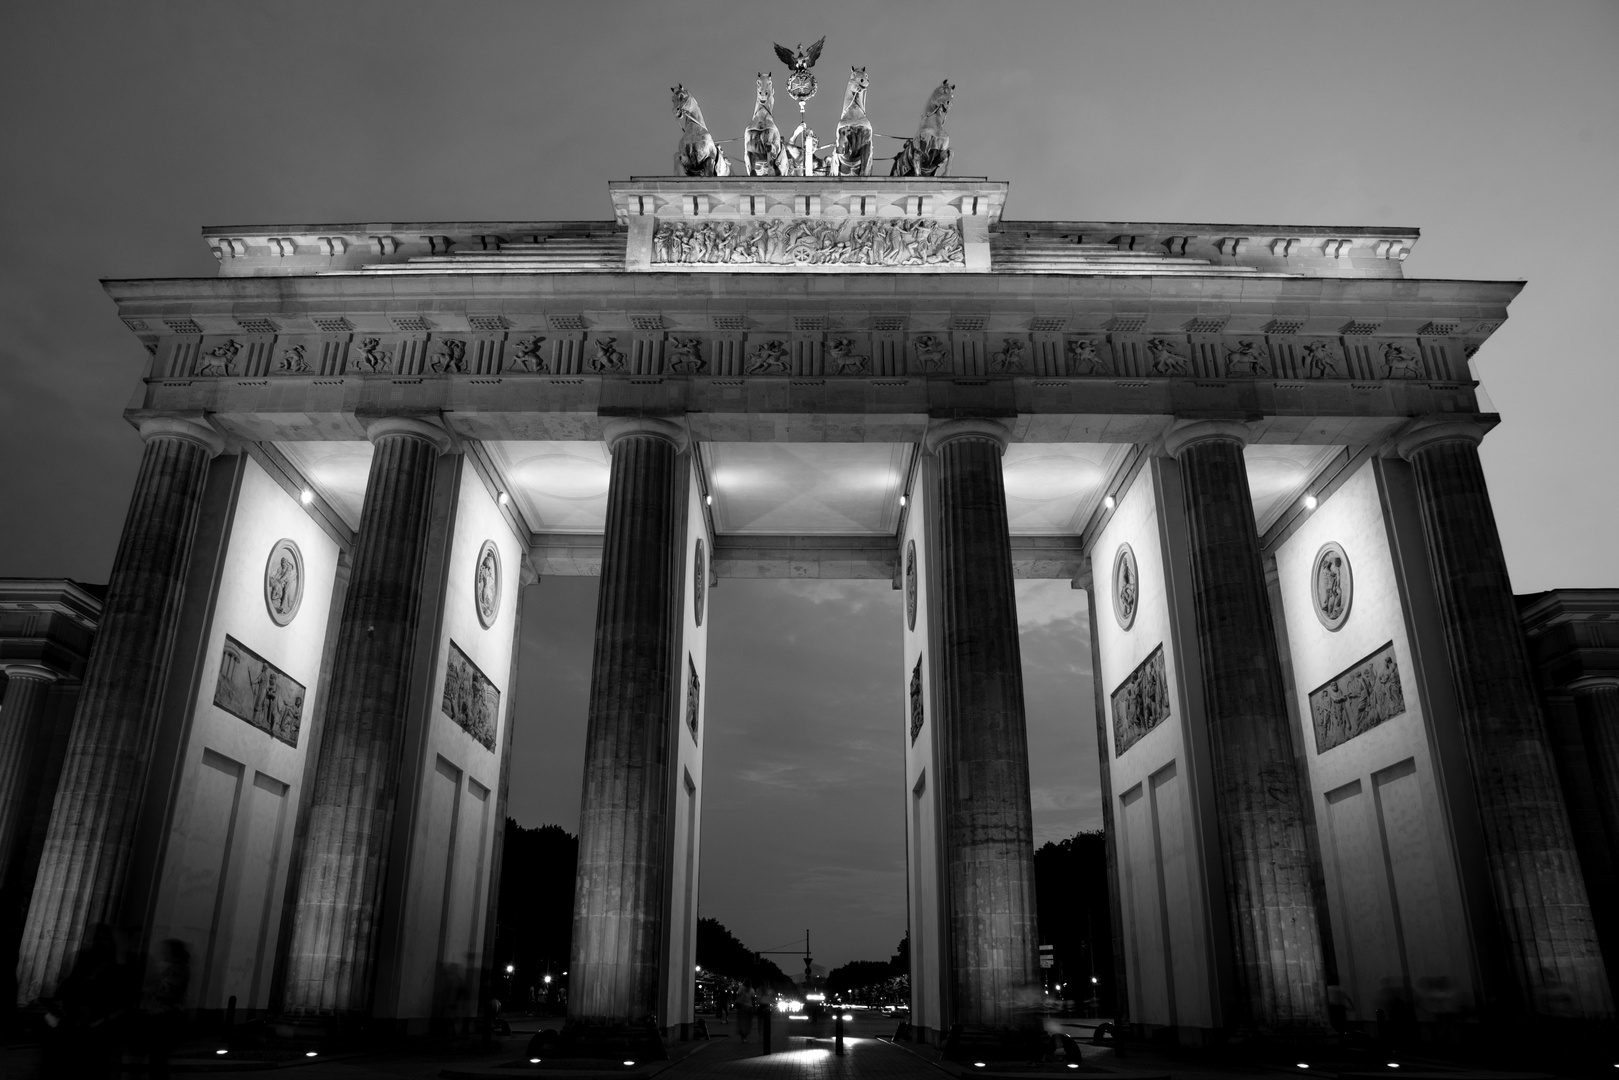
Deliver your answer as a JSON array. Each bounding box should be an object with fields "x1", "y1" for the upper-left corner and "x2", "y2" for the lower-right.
[
  {"x1": 527, "y1": 1020, "x2": 669, "y2": 1063},
  {"x1": 940, "y1": 1023, "x2": 1050, "y2": 1064}
]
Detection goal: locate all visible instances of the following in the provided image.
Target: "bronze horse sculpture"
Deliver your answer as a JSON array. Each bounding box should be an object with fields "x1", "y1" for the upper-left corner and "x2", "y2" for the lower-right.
[
  {"x1": 671, "y1": 84, "x2": 729, "y2": 177},
  {"x1": 744, "y1": 72, "x2": 789, "y2": 176},
  {"x1": 834, "y1": 66, "x2": 872, "y2": 175},
  {"x1": 892, "y1": 79, "x2": 954, "y2": 177}
]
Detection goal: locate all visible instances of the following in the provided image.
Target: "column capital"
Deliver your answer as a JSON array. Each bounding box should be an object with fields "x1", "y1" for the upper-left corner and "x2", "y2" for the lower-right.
[
  {"x1": 139, "y1": 417, "x2": 225, "y2": 458},
  {"x1": 924, "y1": 417, "x2": 1010, "y2": 455},
  {"x1": 1568, "y1": 676, "x2": 1619, "y2": 693},
  {"x1": 363, "y1": 416, "x2": 452, "y2": 454},
  {"x1": 1162, "y1": 419, "x2": 1251, "y2": 459},
  {"x1": 601, "y1": 416, "x2": 687, "y2": 454},
  {"x1": 1395, "y1": 418, "x2": 1488, "y2": 460},
  {"x1": 1, "y1": 663, "x2": 60, "y2": 684}
]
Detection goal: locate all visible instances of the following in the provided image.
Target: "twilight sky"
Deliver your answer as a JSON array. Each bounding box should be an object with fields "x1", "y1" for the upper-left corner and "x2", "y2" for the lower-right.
[{"x1": 2, "y1": 1, "x2": 1615, "y2": 971}]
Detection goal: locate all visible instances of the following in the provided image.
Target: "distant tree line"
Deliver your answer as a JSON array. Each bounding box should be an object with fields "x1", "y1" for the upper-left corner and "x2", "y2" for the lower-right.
[
  {"x1": 1033, "y1": 829, "x2": 1116, "y2": 1014},
  {"x1": 494, "y1": 819, "x2": 577, "y2": 1002},
  {"x1": 825, "y1": 935, "x2": 909, "y2": 1004},
  {"x1": 695, "y1": 917, "x2": 797, "y2": 995}
]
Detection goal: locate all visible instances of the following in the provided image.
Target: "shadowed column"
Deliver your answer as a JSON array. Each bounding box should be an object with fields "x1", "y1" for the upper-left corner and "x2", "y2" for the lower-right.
[
  {"x1": 0, "y1": 666, "x2": 59, "y2": 888},
  {"x1": 281, "y1": 417, "x2": 449, "y2": 1016},
  {"x1": 1165, "y1": 420, "x2": 1326, "y2": 1030},
  {"x1": 929, "y1": 419, "x2": 1040, "y2": 1031},
  {"x1": 15, "y1": 418, "x2": 222, "y2": 1004},
  {"x1": 568, "y1": 418, "x2": 684, "y2": 1027},
  {"x1": 1400, "y1": 422, "x2": 1612, "y2": 1019},
  {"x1": 1573, "y1": 680, "x2": 1619, "y2": 870}
]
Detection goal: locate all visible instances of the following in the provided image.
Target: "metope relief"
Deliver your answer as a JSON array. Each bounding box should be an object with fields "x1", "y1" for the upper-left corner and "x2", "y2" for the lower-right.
[
  {"x1": 475, "y1": 540, "x2": 501, "y2": 629},
  {"x1": 263, "y1": 538, "x2": 304, "y2": 626},
  {"x1": 651, "y1": 217, "x2": 964, "y2": 267},
  {"x1": 1312, "y1": 542, "x2": 1352, "y2": 631},
  {"x1": 441, "y1": 640, "x2": 499, "y2": 751},
  {"x1": 1112, "y1": 544, "x2": 1138, "y2": 630},
  {"x1": 1065, "y1": 337, "x2": 1109, "y2": 375},
  {"x1": 1309, "y1": 641, "x2": 1406, "y2": 754},
  {"x1": 214, "y1": 636, "x2": 305, "y2": 748},
  {"x1": 1111, "y1": 645, "x2": 1169, "y2": 756}
]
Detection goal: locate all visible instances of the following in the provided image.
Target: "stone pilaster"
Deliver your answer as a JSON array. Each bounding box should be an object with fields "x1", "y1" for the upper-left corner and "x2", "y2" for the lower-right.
[
  {"x1": 0, "y1": 666, "x2": 60, "y2": 886},
  {"x1": 568, "y1": 418, "x2": 685, "y2": 1027},
  {"x1": 927, "y1": 419, "x2": 1040, "y2": 1031},
  {"x1": 1571, "y1": 679, "x2": 1619, "y2": 867},
  {"x1": 15, "y1": 418, "x2": 222, "y2": 1004},
  {"x1": 1400, "y1": 422, "x2": 1613, "y2": 1019},
  {"x1": 1163, "y1": 420, "x2": 1326, "y2": 1030},
  {"x1": 281, "y1": 417, "x2": 450, "y2": 1016}
]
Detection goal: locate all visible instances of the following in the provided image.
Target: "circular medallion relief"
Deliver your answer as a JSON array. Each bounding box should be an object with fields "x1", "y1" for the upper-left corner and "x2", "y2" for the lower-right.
[
  {"x1": 1112, "y1": 544, "x2": 1139, "y2": 631},
  {"x1": 694, "y1": 539, "x2": 707, "y2": 627},
  {"x1": 1312, "y1": 541, "x2": 1352, "y2": 631},
  {"x1": 474, "y1": 540, "x2": 501, "y2": 629},
  {"x1": 264, "y1": 539, "x2": 304, "y2": 626},
  {"x1": 905, "y1": 540, "x2": 918, "y2": 631}
]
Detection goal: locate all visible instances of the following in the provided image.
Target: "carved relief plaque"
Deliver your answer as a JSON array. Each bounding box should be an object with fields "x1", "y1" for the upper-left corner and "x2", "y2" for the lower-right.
[
  {"x1": 1111, "y1": 644, "x2": 1169, "y2": 756},
  {"x1": 1112, "y1": 544, "x2": 1139, "y2": 630},
  {"x1": 442, "y1": 640, "x2": 499, "y2": 751},
  {"x1": 1312, "y1": 542, "x2": 1352, "y2": 631},
  {"x1": 686, "y1": 656, "x2": 701, "y2": 741},
  {"x1": 694, "y1": 539, "x2": 707, "y2": 627},
  {"x1": 214, "y1": 635, "x2": 305, "y2": 747},
  {"x1": 1308, "y1": 642, "x2": 1405, "y2": 754},
  {"x1": 264, "y1": 539, "x2": 304, "y2": 627},
  {"x1": 651, "y1": 217, "x2": 964, "y2": 268},
  {"x1": 905, "y1": 540, "x2": 918, "y2": 631},
  {"x1": 475, "y1": 540, "x2": 501, "y2": 629},
  {"x1": 909, "y1": 657, "x2": 924, "y2": 745}
]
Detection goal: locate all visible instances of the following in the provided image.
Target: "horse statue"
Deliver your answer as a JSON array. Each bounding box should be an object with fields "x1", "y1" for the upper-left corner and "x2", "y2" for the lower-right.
[
  {"x1": 834, "y1": 66, "x2": 872, "y2": 175},
  {"x1": 671, "y1": 84, "x2": 729, "y2": 177},
  {"x1": 893, "y1": 79, "x2": 954, "y2": 177},
  {"x1": 744, "y1": 72, "x2": 789, "y2": 176}
]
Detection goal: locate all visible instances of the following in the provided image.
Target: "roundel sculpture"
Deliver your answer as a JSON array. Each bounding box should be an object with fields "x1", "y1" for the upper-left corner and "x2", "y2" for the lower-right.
[
  {"x1": 1112, "y1": 543, "x2": 1138, "y2": 631},
  {"x1": 264, "y1": 539, "x2": 304, "y2": 626},
  {"x1": 1312, "y1": 541, "x2": 1352, "y2": 631},
  {"x1": 905, "y1": 540, "x2": 918, "y2": 631},
  {"x1": 475, "y1": 540, "x2": 501, "y2": 629},
  {"x1": 694, "y1": 539, "x2": 706, "y2": 627}
]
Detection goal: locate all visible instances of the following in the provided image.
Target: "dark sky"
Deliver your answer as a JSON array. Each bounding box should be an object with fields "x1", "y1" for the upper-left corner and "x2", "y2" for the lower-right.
[{"x1": 3, "y1": 1, "x2": 1615, "y2": 971}]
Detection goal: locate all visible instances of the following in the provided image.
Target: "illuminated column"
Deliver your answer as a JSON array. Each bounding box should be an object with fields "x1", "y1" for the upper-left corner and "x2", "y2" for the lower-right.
[
  {"x1": 1163, "y1": 420, "x2": 1327, "y2": 1029},
  {"x1": 928, "y1": 419, "x2": 1040, "y2": 1031},
  {"x1": 281, "y1": 417, "x2": 450, "y2": 1015},
  {"x1": 16, "y1": 418, "x2": 223, "y2": 1003},
  {"x1": 0, "y1": 666, "x2": 59, "y2": 884},
  {"x1": 569, "y1": 418, "x2": 685, "y2": 1027},
  {"x1": 1400, "y1": 422, "x2": 1612, "y2": 1018}
]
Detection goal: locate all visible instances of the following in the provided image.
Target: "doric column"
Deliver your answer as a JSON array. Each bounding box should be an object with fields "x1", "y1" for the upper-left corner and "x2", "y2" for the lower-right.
[
  {"x1": 15, "y1": 417, "x2": 223, "y2": 1003},
  {"x1": 0, "y1": 665, "x2": 60, "y2": 886},
  {"x1": 1163, "y1": 420, "x2": 1326, "y2": 1030},
  {"x1": 281, "y1": 417, "x2": 450, "y2": 1016},
  {"x1": 568, "y1": 418, "x2": 685, "y2": 1027},
  {"x1": 569, "y1": 419, "x2": 684, "y2": 1026},
  {"x1": 928, "y1": 419, "x2": 1040, "y2": 1031},
  {"x1": 1399, "y1": 421, "x2": 1612, "y2": 1019},
  {"x1": 1571, "y1": 679, "x2": 1619, "y2": 863}
]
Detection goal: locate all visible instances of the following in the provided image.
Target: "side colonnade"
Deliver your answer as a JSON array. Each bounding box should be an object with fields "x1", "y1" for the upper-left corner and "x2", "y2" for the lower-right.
[{"x1": 2, "y1": 410, "x2": 1610, "y2": 1043}]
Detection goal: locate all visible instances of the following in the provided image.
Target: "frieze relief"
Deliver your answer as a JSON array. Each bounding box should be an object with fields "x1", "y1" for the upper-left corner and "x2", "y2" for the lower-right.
[
  {"x1": 1309, "y1": 641, "x2": 1406, "y2": 754},
  {"x1": 1111, "y1": 644, "x2": 1170, "y2": 756},
  {"x1": 214, "y1": 635, "x2": 305, "y2": 748},
  {"x1": 651, "y1": 216, "x2": 965, "y2": 267},
  {"x1": 442, "y1": 640, "x2": 499, "y2": 751}
]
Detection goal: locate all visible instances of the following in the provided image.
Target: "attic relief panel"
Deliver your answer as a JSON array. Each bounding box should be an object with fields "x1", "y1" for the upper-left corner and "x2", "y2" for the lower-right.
[{"x1": 650, "y1": 216, "x2": 964, "y2": 267}]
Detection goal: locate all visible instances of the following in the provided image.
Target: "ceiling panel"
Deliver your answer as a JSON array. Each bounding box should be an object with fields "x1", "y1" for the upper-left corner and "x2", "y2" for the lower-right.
[
  {"x1": 1245, "y1": 444, "x2": 1344, "y2": 534},
  {"x1": 276, "y1": 441, "x2": 373, "y2": 530},
  {"x1": 484, "y1": 440, "x2": 612, "y2": 534},
  {"x1": 703, "y1": 442, "x2": 912, "y2": 535},
  {"x1": 1003, "y1": 443, "x2": 1131, "y2": 535}
]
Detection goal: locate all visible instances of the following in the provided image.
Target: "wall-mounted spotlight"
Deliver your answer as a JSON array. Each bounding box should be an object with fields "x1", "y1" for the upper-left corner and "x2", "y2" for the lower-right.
[
  {"x1": 498, "y1": 490, "x2": 510, "y2": 507},
  {"x1": 900, "y1": 494, "x2": 907, "y2": 507},
  {"x1": 1103, "y1": 495, "x2": 1116, "y2": 511},
  {"x1": 705, "y1": 494, "x2": 712, "y2": 506},
  {"x1": 1303, "y1": 494, "x2": 1318, "y2": 511},
  {"x1": 299, "y1": 488, "x2": 313, "y2": 506}
]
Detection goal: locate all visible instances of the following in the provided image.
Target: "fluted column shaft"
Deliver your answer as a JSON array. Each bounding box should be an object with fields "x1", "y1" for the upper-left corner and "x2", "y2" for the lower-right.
[
  {"x1": 1573, "y1": 682, "x2": 1619, "y2": 865},
  {"x1": 933, "y1": 425, "x2": 1039, "y2": 1030},
  {"x1": 0, "y1": 667, "x2": 59, "y2": 888},
  {"x1": 568, "y1": 424, "x2": 682, "y2": 1025},
  {"x1": 282, "y1": 419, "x2": 447, "y2": 1015},
  {"x1": 16, "y1": 420, "x2": 219, "y2": 1003},
  {"x1": 1403, "y1": 428, "x2": 1612, "y2": 1018},
  {"x1": 1169, "y1": 425, "x2": 1325, "y2": 1030}
]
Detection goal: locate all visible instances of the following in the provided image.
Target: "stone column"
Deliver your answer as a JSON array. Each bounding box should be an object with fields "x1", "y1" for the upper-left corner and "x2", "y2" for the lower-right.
[
  {"x1": 569, "y1": 418, "x2": 685, "y2": 1027},
  {"x1": 928, "y1": 419, "x2": 1040, "y2": 1031},
  {"x1": 0, "y1": 665, "x2": 60, "y2": 884},
  {"x1": 1163, "y1": 420, "x2": 1326, "y2": 1030},
  {"x1": 281, "y1": 417, "x2": 450, "y2": 1016},
  {"x1": 1571, "y1": 679, "x2": 1619, "y2": 865},
  {"x1": 15, "y1": 418, "x2": 222, "y2": 1004},
  {"x1": 1399, "y1": 422, "x2": 1612, "y2": 1018}
]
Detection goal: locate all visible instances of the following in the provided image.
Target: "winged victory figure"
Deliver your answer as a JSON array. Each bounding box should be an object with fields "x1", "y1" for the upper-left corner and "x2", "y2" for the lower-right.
[{"x1": 774, "y1": 36, "x2": 825, "y2": 104}]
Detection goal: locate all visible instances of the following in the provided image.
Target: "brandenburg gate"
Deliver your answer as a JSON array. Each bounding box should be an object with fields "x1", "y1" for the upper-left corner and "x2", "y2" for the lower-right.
[{"x1": 1, "y1": 70, "x2": 1612, "y2": 1046}]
